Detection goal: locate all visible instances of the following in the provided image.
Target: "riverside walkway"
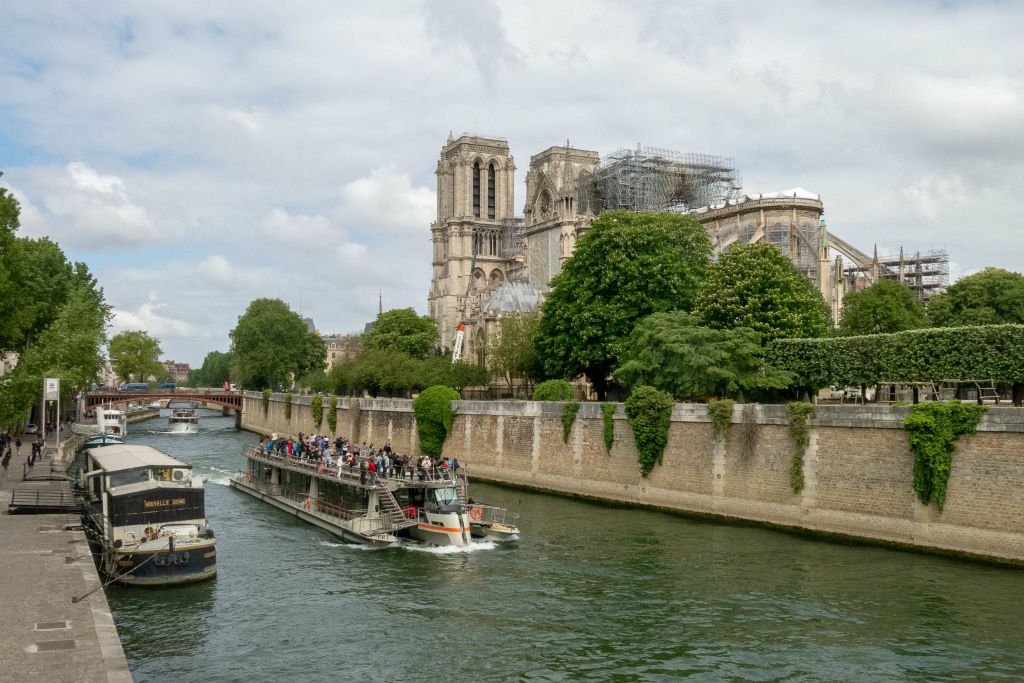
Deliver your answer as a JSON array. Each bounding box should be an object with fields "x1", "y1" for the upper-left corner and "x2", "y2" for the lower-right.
[{"x1": 0, "y1": 432, "x2": 131, "y2": 682}]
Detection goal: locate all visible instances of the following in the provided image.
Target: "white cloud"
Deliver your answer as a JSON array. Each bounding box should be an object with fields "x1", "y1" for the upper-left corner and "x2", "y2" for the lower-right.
[
  {"x1": 112, "y1": 302, "x2": 196, "y2": 338},
  {"x1": 901, "y1": 175, "x2": 968, "y2": 221},
  {"x1": 258, "y1": 208, "x2": 340, "y2": 247},
  {"x1": 336, "y1": 167, "x2": 435, "y2": 236}
]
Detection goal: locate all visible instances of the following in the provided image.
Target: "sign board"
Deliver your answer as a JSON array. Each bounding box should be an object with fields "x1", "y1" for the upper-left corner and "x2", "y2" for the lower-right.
[{"x1": 44, "y1": 377, "x2": 60, "y2": 401}]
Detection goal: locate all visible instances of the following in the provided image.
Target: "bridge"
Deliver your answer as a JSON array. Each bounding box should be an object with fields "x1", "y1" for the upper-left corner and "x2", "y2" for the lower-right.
[{"x1": 82, "y1": 389, "x2": 243, "y2": 412}]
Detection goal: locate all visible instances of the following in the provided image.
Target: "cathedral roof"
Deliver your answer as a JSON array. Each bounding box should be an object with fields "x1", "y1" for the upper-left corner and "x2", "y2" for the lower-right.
[{"x1": 482, "y1": 280, "x2": 541, "y2": 316}]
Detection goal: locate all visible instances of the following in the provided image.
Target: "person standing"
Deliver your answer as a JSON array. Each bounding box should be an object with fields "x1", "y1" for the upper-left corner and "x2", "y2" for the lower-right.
[{"x1": 15, "y1": 437, "x2": 22, "y2": 459}]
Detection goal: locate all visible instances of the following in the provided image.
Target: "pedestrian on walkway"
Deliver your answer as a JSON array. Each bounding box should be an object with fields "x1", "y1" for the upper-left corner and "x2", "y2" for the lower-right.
[{"x1": 14, "y1": 438, "x2": 21, "y2": 458}]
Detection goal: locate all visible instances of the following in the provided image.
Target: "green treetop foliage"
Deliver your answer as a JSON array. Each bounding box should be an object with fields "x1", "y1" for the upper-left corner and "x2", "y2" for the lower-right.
[
  {"x1": 928, "y1": 267, "x2": 1024, "y2": 327},
  {"x1": 190, "y1": 350, "x2": 236, "y2": 388},
  {"x1": 327, "y1": 349, "x2": 487, "y2": 398},
  {"x1": 532, "y1": 379, "x2": 575, "y2": 401},
  {"x1": 109, "y1": 330, "x2": 164, "y2": 383},
  {"x1": 694, "y1": 242, "x2": 831, "y2": 341},
  {"x1": 363, "y1": 308, "x2": 438, "y2": 359},
  {"x1": 535, "y1": 211, "x2": 711, "y2": 399},
  {"x1": 0, "y1": 282, "x2": 108, "y2": 425},
  {"x1": 230, "y1": 298, "x2": 326, "y2": 390},
  {"x1": 838, "y1": 279, "x2": 929, "y2": 336},
  {"x1": 614, "y1": 311, "x2": 793, "y2": 401},
  {"x1": 489, "y1": 312, "x2": 542, "y2": 397}
]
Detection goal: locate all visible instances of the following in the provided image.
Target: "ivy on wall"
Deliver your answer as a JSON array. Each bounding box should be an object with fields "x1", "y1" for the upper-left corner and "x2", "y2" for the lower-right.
[
  {"x1": 262, "y1": 389, "x2": 271, "y2": 413},
  {"x1": 706, "y1": 399, "x2": 735, "y2": 442},
  {"x1": 561, "y1": 402, "x2": 580, "y2": 444},
  {"x1": 284, "y1": 393, "x2": 293, "y2": 421},
  {"x1": 739, "y1": 403, "x2": 760, "y2": 460},
  {"x1": 601, "y1": 403, "x2": 616, "y2": 453},
  {"x1": 624, "y1": 386, "x2": 674, "y2": 477},
  {"x1": 413, "y1": 385, "x2": 460, "y2": 456},
  {"x1": 903, "y1": 400, "x2": 986, "y2": 511},
  {"x1": 786, "y1": 401, "x2": 814, "y2": 493},
  {"x1": 311, "y1": 395, "x2": 323, "y2": 428},
  {"x1": 327, "y1": 396, "x2": 338, "y2": 433}
]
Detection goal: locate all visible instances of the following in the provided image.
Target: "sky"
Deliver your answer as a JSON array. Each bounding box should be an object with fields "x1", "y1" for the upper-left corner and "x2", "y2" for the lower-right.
[{"x1": 2, "y1": 1, "x2": 1022, "y2": 366}]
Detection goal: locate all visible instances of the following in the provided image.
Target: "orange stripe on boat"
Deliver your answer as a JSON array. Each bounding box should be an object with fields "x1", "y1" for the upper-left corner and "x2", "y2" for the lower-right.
[{"x1": 418, "y1": 523, "x2": 466, "y2": 533}]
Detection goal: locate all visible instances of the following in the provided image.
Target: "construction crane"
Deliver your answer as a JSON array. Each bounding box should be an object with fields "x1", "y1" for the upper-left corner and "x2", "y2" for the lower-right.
[{"x1": 451, "y1": 323, "x2": 466, "y2": 362}]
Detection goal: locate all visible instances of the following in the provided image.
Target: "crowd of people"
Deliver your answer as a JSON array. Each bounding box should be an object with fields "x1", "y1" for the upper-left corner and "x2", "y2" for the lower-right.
[{"x1": 255, "y1": 432, "x2": 461, "y2": 486}]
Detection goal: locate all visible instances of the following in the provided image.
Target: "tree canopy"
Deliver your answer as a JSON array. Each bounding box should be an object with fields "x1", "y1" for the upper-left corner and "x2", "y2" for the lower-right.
[
  {"x1": 189, "y1": 350, "x2": 236, "y2": 387},
  {"x1": 363, "y1": 308, "x2": 438, "y2": 359},
  {"x1": 489, "y1": 312, "x2": 541, "y2": 397},
  {"x1": 694, "y1": 242, "x2": 830, "y2": 341},
  {"x1": 535, "y1": 210, "x2": 711, "y2": 399},
  {"x1": 614, "y1": 311, "x2": 793, "y2": 401},
  {"x1": 927, "y1": 267, "x2": 1024, "y2": 327},
  {"x1": 109, "y1": 331, "x2": 164, "y2": 383},
  {"x1": 327, "y1": 349, "x2": 487, "y2": 397},
  {"x1": 230, "y1": 298, "x2": 326, "y2": 389},
  {"x1": 837, "y1": 279, "x2": 928, "y2": 336}
]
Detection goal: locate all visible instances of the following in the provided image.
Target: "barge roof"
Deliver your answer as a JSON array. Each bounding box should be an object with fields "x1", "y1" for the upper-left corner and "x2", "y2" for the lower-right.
[{"x1": 90, "y1": 445, "x2": 189, "y2": 473}]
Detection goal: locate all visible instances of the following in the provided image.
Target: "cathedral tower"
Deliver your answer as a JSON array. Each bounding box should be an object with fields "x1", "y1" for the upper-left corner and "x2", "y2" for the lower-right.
[{"x1": 428, "y1": 133, "x2": 516, "y2": 353}]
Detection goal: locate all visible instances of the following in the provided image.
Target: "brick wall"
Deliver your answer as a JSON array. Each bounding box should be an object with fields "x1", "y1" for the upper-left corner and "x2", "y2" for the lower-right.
[{"x1": 241, "y1": 393, "x2": 1024, "y2": 563}]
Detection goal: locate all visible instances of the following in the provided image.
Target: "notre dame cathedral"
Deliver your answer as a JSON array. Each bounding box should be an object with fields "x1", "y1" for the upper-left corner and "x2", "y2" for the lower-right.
[
  {"x1": 428, "y1": 133, "x2": 601, "y2": 365},
  {"x1": 427, "y1": 131, "x2": 948, "y2": 367}
]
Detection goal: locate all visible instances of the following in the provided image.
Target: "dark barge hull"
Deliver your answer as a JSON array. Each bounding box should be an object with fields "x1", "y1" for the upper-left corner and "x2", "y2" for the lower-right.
[{"x1": 110, "y1": 541, "x2": 217, "y2": 586}]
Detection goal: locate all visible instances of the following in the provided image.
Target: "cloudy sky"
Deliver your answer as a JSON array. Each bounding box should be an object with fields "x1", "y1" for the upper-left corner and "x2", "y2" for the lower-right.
[{"x1": 2, "y1": 1, "x2": 1022, "y2": 365}]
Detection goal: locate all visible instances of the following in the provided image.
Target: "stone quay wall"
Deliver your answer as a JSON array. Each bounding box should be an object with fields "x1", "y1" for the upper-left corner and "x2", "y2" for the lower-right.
[{"x1": 241, "y1": 393, "x2": 1024, "y2": 564}]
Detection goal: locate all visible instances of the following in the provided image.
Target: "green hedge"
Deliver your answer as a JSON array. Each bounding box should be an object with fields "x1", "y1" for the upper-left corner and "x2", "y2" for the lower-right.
[
  {"x1": 533, "y1": 379, "x2": 575, "y2": 401},
  {"x1": 413, "y1": 385, "x2": 460, "y2": 456},
  {"x1": 767, "y1": 324, "x2": 1024, "y2": 389}
]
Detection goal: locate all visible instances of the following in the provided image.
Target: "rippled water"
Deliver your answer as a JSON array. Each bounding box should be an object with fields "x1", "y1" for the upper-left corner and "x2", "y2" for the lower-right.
[{"x1": 106, "y1": 410, "x2": 1024, "y2": 681}]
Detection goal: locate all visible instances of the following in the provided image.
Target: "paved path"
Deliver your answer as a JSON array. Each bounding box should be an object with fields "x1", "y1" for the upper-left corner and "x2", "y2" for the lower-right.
[{"x1": 0, "y1": 430, "x2": 132, "y2": 682}]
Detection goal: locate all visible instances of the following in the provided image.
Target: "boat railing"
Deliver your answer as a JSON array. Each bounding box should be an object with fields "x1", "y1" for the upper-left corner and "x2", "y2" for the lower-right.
[
  {"x1": 468, "y1": 503, "x2": 520, "y2": 528},
  {"x1": 244, "y1": 446, "x2": 463, "y2": 491}
]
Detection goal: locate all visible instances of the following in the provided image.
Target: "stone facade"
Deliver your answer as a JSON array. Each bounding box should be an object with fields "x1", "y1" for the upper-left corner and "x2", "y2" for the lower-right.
[{"x1": 242, "y1": 394, "x2": 1024, "y2": 564}]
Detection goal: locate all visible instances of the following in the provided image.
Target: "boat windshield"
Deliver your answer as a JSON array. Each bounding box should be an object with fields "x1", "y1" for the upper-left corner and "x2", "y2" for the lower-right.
[
  {"x1": 108, "y1": 468, "x2": 150, "y2": 487},
  {"x1": 432, "y1": 487, "x2": 460, "y2": 506}
]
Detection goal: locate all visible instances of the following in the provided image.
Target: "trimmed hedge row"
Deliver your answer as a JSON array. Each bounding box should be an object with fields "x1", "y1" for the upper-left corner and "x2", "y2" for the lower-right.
[{"x1": 767, "y1": 324, "x2": 1024, "y2": 388}]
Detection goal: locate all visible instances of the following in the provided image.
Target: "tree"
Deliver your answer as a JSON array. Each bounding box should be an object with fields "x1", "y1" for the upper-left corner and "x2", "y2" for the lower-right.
[
  {"x1": 928, "y1": 267, "x2": 1024, "y2": 327},
  {"x1": 838, "y1": 279, "x2": 928, "y2": 336},
  {"x1": 230, "y1": 298, "x2": 326, "y2": 390},
  {"x1": 535, "y1": 211, "x2": 711, "y2": 399},
  {"x1": 191, "y1": 350, "x2": 236, "y2": 387},
  {"x1": 489, "y1": 312, "x2": 540, "y2": 397},
  {"x1": 363, "y1": 308, "x2": 438, "y2": 359},
  {"x1": 614, "y1": 311, "x2": 793, "y2": 400},
  {"x1": 109, "y1": 331, "x2": 164, "y2": 383},
  {"x1": 0, "y1": 282, "x2": 108, "y2": 425},
  {"x1": 694, "y1": 242, "x2": 830, "y2": 341}
]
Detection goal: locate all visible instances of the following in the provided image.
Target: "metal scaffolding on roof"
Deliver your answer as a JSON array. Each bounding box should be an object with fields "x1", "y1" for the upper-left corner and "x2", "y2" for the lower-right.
[{"x1": 586, "y1": 144, "x2": 742, "y2": 214}]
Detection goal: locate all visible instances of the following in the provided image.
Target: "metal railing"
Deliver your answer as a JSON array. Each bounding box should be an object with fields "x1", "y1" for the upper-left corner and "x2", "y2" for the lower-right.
[{"x1": 468, "y1": 503, "x2": 520, "y2": 528}]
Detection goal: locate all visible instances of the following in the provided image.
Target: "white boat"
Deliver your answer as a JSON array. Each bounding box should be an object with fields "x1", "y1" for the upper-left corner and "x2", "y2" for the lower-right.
[
  {"x1": 82, "y1": 444, "x2": 217, "y2": 586},
  {"x1": 97, "y1": 407, "x2": 127, "y2": 438},
  {"x1": 168, "y1": 408, "x2": 199, "y2": 424}
]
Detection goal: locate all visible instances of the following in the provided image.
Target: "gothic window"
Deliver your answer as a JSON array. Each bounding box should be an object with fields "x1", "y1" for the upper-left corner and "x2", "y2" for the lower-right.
[
  {"x1": 540, "y1": 190, "x2": 552, "y2": 219},
  {"x1": 473, "y1": 268, "x2": 485, "y2": 289},
  {"x1": 489, "y1": 231, "x2": 498, "y2": 255},
  {"x1": 489, "y1": 269, "x2": 504, "y2": 287},
  {"x1": 473, "y1": 161, "x2": 481, "y2": 218},
  {"x1": 487, "y1": 162, "x2": 496, "y2": 219}
]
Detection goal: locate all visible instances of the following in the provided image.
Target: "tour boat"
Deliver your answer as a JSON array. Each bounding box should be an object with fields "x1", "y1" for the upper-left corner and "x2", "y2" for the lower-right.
[
  {"x1": 168, "y1": 408, "x2": 200, "y2": 433},
  {"x1": 82, "y1": 444, "x2": 216, "y2": 586},
  {"x1": 75, "y1": 407, "x2": 128, "y2": 448},
  {"x1": 231, "y1": 446, "x2": 511, "y2": 547}
]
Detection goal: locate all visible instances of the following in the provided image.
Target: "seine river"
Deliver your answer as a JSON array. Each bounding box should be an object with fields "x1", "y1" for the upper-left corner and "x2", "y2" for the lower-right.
[{"x1": 106, "y1": 409, "x2": 1024, "y2": 681}]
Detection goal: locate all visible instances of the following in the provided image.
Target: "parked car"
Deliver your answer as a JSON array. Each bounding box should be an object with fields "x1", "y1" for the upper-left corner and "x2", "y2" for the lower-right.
[{"x1": 25, "y1": 423, "x2": 38, "y2": 434}]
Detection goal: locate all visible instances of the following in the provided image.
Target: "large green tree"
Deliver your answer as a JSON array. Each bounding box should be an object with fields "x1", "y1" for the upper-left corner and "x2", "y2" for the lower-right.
[
  {"x1": 535, "y1": 211, "x2": 711, "y2": 399},
  {"x1": 614, "y1": 311, "x2": 793, "y2": 400},
  {"x1": 190, "y1": 349, "x2": 236, "y2": 387},
  {"x1": 489, "y1": 312, "x2": 541, "y2": 397},
  {"x1": 363, "y1": 308, "x2": 438, "y2": 359},
  {"x1": 109, "y1": 330, "x2": 164, "y2": 382},
  {"x1": 838, "y1": 279, "x2": 928, "y2": 336},
  {"x1": 694, "y1": 242, "x2": 830, "y2": 341},
  {"x1": 230, "y1": 298, "x2": 326, "y2": 389},
  {"x1": 928, "y1": 267, "x2": 1024, "y2": 327},
  {"x1": 0, "y1": 282, "x2": 108, "y2": 425}
]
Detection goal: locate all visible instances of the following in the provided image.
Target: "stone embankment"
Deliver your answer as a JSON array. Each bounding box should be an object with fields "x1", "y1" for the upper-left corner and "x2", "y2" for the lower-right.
[
  {"x1": 0, "y1": 433, "x2": 132, "y2": 682},
  {"x1": 243, "y1": 393, "x2": 1024, "y2": 564}
]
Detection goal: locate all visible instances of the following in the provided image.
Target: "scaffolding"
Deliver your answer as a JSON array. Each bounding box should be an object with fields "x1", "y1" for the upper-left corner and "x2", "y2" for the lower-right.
[
  {"x1": 587, "y1": 144, "x2": 742, "y2": 214},
  {"x1": 843, "y1": 246, "x2": 949, "y2": 303}
]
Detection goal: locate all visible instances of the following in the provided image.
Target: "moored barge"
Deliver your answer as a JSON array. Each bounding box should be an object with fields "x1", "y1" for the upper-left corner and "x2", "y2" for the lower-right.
[{"x1": 82, "y1": 444, "x2": 216, "y2": 586}]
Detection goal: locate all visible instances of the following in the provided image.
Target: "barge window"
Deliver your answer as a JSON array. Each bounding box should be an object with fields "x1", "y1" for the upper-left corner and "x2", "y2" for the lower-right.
[
  {"x1": 108, "y1": 468, "x2": 149, "y2": 487},
  {"x1": 433, "y1": 488, "x2": 459, "y2": 506}
]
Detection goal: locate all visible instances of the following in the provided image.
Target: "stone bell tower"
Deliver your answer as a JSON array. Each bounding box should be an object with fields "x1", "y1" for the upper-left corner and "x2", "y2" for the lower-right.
[{"x1": 428, "y1": 132, "x2": 516, "y2": 353}]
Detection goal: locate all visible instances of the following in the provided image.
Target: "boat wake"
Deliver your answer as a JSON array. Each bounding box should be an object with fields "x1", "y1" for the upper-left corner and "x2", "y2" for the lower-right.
[
  {"x1": 319, "y1": 540, "x2": 378, "y2": 551},
  {"x1": 403, "y1": 540, "x2": 499, "y2": 554}
]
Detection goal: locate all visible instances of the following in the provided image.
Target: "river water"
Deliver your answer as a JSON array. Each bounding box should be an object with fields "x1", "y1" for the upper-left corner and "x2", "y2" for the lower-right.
[{"x1": 105, "y1": 409, "x2": 1024, "y2": 681}]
